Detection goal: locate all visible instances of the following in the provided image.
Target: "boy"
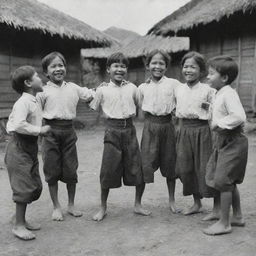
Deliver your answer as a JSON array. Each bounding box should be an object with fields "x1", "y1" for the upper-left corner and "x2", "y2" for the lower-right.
[
  {"x1": 90, "y1": 52, "x2": 151, "y2": 221},
  {"x1": 203, "y1": 56, "x2": 248, "y2": 235},
  {"x1": 137, "y1": 50, "x2": 180, "y2": 213},
  {"x1": 5, "y1": 66, "x2": 50, "y2": 240},
  {"x1": 37, "y1": 52, "x2": 95, "y2": 221}
]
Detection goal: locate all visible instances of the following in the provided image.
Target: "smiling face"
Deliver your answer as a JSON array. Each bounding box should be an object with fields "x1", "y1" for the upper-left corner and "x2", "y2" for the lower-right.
[
  {"x1": 182, "y1": 57, "x2": 201, "y2": 86},
  {"x1": 206, "y1": 66, "x2": 226, "y2": 90},
  {"x1": 45, "y1": 56, "x2": 66, "y2": 85},
  {"x1": 107, "y1": 62, "x2": 127, "y2": 85},
  {"x1": 147, "y1": 53, "x2": 167, "y2": 81}
]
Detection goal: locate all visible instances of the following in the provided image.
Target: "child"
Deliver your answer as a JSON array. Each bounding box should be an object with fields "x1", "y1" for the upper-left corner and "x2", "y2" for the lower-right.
[
  {"x1": 37, "y1": 52, "x2": 95, "y2": 221},
  {"x1": 5, "y1": 66, "x2": 51, "y2": 240},
  {"x1": 203, "y1": 56, "x2": 248, "y2": 235},
  {"x1": 90, "y1": 52, "x2": 151, "y2": 221},
  {"x1": 175, "y1": 51, "x2": 216, "y2": 215},
  {"x1": 137, "y1": 49, "x2": 180, "y2": 213}
]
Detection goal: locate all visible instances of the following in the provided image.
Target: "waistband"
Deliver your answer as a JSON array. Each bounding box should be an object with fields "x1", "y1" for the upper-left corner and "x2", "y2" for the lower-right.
[
  {"x1": 44, "y1": 119, "x2": 73, "y2": 129},
  {"x1": 12, "y1": 132, "x2": 38, "y2": 143},
  {"x1": 180, "y1": 118, "x2": 208, "y2": 127},
  {"x1": 105, "y1": 118, "x2": 133, "y2": 129},
  {"x1": 216, "y1": 125, "x2": 244, "y2": 137},
  {"x1": 144, "y1": 112, "x2": 172, "y2": 123}
]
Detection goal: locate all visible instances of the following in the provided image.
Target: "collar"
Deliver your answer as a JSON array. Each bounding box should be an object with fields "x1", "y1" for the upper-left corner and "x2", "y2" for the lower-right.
[
  {"x1": 216, "y1": 85, "x2": 231, "y2": 95},
  {"x1": 22, "y1": 92, "x2": 36, "y2": 102},
  {"x1": 109, "y1": 80, "x2": 128, "y2": 87},
  {"x1": 146, "y1": 76, "x2": 166, "y2": 84},
  {"x1": 185, "y1": 81, "x2": 201, "y2": 89},
  {"x1": 47, "y1": 81, "x2": 66, "y2": 87}
]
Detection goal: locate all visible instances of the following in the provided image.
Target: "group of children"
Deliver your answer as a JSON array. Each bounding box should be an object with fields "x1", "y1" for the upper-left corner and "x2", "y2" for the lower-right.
[{"x1": 5, "y1": 49, "x2": 248, "y2": 241}]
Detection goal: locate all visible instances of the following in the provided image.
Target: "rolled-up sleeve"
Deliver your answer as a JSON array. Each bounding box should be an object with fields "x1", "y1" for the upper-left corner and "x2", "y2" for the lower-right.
[{"x1": 76, "y1": 84, "x2": 95, "y2": 102}]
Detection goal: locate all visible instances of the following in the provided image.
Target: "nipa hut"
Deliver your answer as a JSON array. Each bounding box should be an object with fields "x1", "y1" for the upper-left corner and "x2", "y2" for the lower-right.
[
  {"x1": 0, "y1": 0, "x2": 113, "y2": 128},
  {"x1": 148, "y1": 0, "x2": 256, "y2": 113},
  {"x1": 81, "y1": 35, "x2": 189, "y2": 87}
]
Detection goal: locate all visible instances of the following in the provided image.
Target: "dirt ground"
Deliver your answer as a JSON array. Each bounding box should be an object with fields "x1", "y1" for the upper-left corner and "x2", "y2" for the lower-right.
[{"x1": 0, "y1": 122, "x2": 256, "y2": 256}]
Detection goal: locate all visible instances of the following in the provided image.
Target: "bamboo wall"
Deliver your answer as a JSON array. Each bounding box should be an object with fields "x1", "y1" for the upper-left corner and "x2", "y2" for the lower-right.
[
  {"x1": 188, "y1": 12, "x2": 256, "y2": 113},
  {"x1": 0, "y1": 25, "x2": 97, "y2": 125}
]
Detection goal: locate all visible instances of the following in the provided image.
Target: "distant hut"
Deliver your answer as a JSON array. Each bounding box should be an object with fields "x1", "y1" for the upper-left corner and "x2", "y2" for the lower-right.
[
  {"x1": 81, "y1": 35, "x2": 189, "y2": 86},
  {"x1": 148, "y1": 0, "x2": 256, "y2": 113},
  {"x1": 0, "y1": 0, "x2": 112, "y2": 127}
]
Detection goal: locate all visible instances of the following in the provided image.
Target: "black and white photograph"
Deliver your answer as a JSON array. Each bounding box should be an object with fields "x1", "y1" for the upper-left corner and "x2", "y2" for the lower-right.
[{"x1": 0, "y1": 0, "x2": 256, "y2": 255}]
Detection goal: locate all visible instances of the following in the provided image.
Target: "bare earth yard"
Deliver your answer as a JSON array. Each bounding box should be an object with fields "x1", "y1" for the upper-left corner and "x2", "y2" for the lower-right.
[{"x1": 0, "y1": 122, "x2": 256, "y2": 256}]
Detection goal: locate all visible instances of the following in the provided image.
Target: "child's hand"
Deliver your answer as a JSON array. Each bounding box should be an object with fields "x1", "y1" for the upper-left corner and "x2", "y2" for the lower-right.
[
  {"x1": 201, "y1": 102, "x2": 210, "y2": 111},
  {"x1": 212, "y1": 126, "x2": 224, "y2": 132},
  {"x1": 40, "y1": 125, "x2": 51, "y2": 136}
]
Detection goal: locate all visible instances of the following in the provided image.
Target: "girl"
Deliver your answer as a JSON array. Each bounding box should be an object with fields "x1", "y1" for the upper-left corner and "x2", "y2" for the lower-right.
[
  {"x1": 37, "y1": 52, "x2": 95, "y2": 221},
  {"x1": 138, "y1": 49, "x2": 181, "y2": 213},
  {"x1": 175, "y1": 51, "x2": 217, "y2": 215}
]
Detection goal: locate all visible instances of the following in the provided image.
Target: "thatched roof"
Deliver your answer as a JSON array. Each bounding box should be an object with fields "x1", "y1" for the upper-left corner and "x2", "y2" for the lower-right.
[
  {"x1": 122, "y1": 35, "x2": 189, "y2": 58},
  {"x1": 148, "y1": 0, "x2": 256, "y2": 36},
  {"x1": 81, "y1": 35, "x2": 189, "y2": 59},
  {"x1": 0, "y1": 0, "x2": 113, "y2": 46},
  {"x1": 104, "y1": 26, "x2": 141, "y2": 45}
]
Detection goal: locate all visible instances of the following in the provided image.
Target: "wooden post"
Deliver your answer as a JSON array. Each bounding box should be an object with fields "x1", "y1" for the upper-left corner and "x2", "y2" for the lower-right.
[
  {"x1": 237, "y1": 36, "x2": 241, "y2": 92},
  {"x1": 251, "y1": 38, "x2": 256, "y2": 114}
]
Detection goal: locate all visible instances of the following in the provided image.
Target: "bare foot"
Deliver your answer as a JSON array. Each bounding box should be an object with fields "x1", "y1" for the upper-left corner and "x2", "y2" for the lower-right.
[
  {"x1": 52, "y1": 208, "x2": 64, "y2": 221},
  {"x1": 183, "y1": 204, "x2": 202, "y2": 215},
  {"x1": 134, "y1": 205, "x2": 151, "y2": 216},
  {"x1": 203, "y1": 221, "x2": 232, "y2": 235},
  {"x1": 67, "y1": 206, "x2": 83, "y2": 217},
  {"x1": 231, "y1": 216, "x2": 245, "y2": 227},
  {"x1": 25, "y1": 221, "x2": 41, "y2": 231},
  {"x1": 92, "y1": 209, "x2": 107, "y2": 221},
  {"x1": 10, "y1": 215, "x2": 41, "y2": 230},
  {"x1": 12, "y1": 226, "x2": 36, "y2": 241},
  {"x1": 169, "y1": 202, "x2": 181, "y2": 214},
  {"x1": 202, "y1": 212, "x2": 220, "y2": 221}
]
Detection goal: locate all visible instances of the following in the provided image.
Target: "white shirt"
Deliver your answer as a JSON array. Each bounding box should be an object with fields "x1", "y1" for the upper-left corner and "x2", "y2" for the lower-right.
[
  {"x1": 37, "y1": 81, "x2": 95, "y2": 120},
  {"x1": 137, "y1": 76, "x2": 180, "y2": 116},
  {"x1": 7, "y1": 93, "x2": 42, "y2": 136},
  {"x1": 175, "y1": 82, "x2": 216, "y2": 120},
  {"x1": 89, "y1": 80, "x2": 137, "y2": 119},
  {"x1": 212, "y1": 85, "x2": 246, "y2": 130}
]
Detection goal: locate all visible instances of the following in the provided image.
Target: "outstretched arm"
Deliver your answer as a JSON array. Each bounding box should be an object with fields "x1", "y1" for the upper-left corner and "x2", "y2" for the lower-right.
[{"x1": 89, "y1": 87, "x2": 103, "y2": 111}]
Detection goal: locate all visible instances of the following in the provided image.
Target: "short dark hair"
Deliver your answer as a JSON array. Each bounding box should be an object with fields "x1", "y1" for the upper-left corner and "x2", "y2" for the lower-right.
[
  {"x1": 145, "y1": 49, "x2": 171, "y2": 67},
  {"x1": 106, "y1": 52, "x2": 129, "y2": 68},
  {"x1": 11, "y1": 66, "x2": 36, "y2": 94},
  {"x1": 207, "y1": 55, "x2": 238, "y2": 84},
  {"x1": 42, "y1": 51, "x2": 66, "y2": 73},
  {"x1": 181, "y1": 51, "x2": 206, "y2": 77}
]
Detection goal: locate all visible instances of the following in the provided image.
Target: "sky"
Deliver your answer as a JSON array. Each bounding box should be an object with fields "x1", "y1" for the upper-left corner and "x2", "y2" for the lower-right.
[{"x1": 37, "y1": 0, "x2": 190, "y2": 35}]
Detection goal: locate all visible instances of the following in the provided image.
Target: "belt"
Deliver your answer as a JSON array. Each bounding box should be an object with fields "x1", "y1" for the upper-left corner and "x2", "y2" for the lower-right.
[
  {"x1": 13, "y1": 132, "x2": 38, "y2": 142},
  {"x1": 105, "y1": 118, "x2": 133, "y2": 128},
  {"x1": 180, "y1": 118, "x2": 208, "y2": 127},
  {"x1": 217, "y1": 125, "x2": 243, "y2": 136},
  {"x1": 44, "y1": 119, "x2": 73, "y2": 129},
  {"x1": 144, "y1": 112, "x2": 172, "y2": 123}
]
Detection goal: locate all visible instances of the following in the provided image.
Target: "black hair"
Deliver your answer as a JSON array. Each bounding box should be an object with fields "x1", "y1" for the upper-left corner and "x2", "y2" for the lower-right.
[
  {"x1": 207, "y1": 55, "x2": 238, "y2": 84},
  {"x1": 11, "y1": 65, "x2": 36, "y2": 94},
  {"x1": 42, "y1": 51, "x2": 66, "y2": 73},
  {"x1": 145, "y1": 49, "x2": 171, "y2": 67},
  {"x1": 181, "y1": 51, "x2": 206, "y2": 77},
  {"x1": 106, "y1": 52, "x2": 129, "y2": 67}
]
